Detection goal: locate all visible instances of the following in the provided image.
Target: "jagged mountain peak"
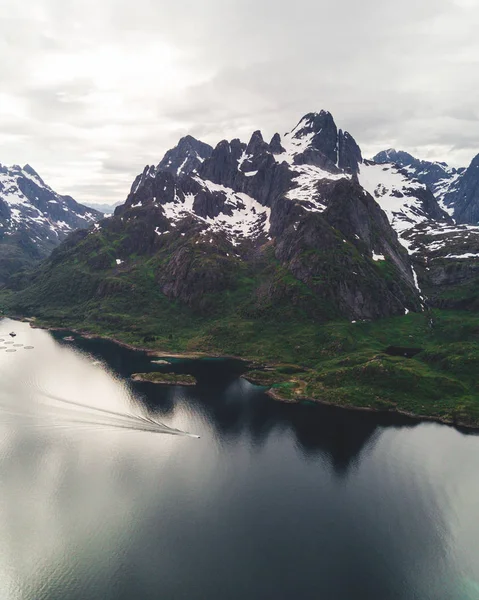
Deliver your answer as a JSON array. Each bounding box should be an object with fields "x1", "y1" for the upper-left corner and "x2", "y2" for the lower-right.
[
  {"x1": 373, "y1": 148, "x2": 462, "y2": 177},
  {"x1": 124, "y1": 109, "x2": 456, "y2": 266},
  {"x1": 277, "y1": 111, "x2": 362, "y2": 174},
  {"x1": 245, "y1": 130, "x2": 269, "y2": 156},
  {"x1": 289, "y1": 110, "x2": 335, "y2": 139},
  {"x1": 374, "y1": 148, "x2": 417, "y2": 164},
  {"x1": 269, "y1": 133, "x2": 285, "y2": 155},
  {"x1": 179, "y1": 134, "x2": 203, "y2": 145},
  {"x1": 157, "y1": 135, "x2": 213, "y2": 177}
]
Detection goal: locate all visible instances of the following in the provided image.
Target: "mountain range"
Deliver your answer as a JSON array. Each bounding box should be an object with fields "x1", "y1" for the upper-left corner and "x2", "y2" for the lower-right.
[
  {"x1": 5, "y1": 110, "x2": 479, "y2": 316},
  {"x1": 83, "y1": 201, "x2": 123, "y2": 215}
]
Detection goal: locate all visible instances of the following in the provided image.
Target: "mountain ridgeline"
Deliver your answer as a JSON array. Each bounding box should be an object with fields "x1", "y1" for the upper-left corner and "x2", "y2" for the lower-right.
[
  {"x1": 6, "y1": 110, "x2": 479, "y2": 322},
  {"x1": 5, "y1": 109, "x2": 479, "y2": 324}
]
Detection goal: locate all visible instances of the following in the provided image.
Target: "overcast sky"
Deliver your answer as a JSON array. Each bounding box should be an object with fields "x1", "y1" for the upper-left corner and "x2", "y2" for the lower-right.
[{"x1": 1, "y1": 0, "x2": 478, "y2": 205}]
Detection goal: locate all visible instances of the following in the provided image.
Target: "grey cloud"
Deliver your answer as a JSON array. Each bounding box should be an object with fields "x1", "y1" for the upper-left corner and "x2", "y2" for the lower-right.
[{"x1": 0, "y1": 0, "x2": 478, "y2": 204}]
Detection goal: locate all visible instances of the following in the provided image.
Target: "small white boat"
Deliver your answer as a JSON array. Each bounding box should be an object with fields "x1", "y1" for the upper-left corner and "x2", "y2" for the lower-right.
[{"x1": 63, "y1": 336, "x2": 75, "y2": 342}]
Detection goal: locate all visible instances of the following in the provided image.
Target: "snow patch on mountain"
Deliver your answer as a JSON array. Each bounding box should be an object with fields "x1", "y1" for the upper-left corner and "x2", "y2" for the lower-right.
[
  {"x1": 398, "y1": 224, "x2": 479, "y2": 278},
  {"x1": 157, "y1": 177, "x2": 271, "y2": 244},
  {"x1": 445, "y1": 252, "x2": 479, "y2": 259},
  {"x1": 287, "y1": 164, "x2": 347, "y2": 212},
  {"x1": 358, "y1": 162, "x2": 434, "y2": 255},
  {"x1": 277, "y1": 129, "x2": 316, "y2": 165}
]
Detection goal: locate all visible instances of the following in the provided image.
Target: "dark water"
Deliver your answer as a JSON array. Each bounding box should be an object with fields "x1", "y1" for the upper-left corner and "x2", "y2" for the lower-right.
[{"x1": 0, "y1": 319, "x2": 479, "y2": 600}]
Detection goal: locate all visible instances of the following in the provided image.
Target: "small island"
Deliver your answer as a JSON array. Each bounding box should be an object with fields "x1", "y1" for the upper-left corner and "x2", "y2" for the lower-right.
[
  {"x1": 131, "y1": 372, "x2": 197, "y2": 386},
  {"x1": 242, "y1": 370, "x2": 290, "y2": 386}
]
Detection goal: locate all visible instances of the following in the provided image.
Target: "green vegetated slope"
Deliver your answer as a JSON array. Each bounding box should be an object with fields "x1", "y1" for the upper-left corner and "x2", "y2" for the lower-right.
[{"x1": 1, "y1": 224, "x2": 479, "y2": 428}]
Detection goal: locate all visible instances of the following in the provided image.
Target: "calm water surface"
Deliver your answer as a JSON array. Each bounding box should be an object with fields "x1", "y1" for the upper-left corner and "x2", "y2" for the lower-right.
[{"x1": 0, "y1": 318, "x2": 479, "y2": 599}]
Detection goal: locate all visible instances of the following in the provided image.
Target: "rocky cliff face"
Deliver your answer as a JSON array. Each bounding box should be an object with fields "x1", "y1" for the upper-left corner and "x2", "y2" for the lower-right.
[{"x1": 0, "y1": 163, "x2": 101, "y2": 282}]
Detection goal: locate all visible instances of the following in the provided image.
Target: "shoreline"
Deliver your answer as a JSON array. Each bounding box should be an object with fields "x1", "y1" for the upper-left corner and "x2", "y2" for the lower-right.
[
  {"x1": 16, "y1": 318, "x2": 479, "y2": 434},
  {"x1": 30, "y1": 323, "x2": 259, "y2": 364},
  {"x1": 265, "y1": 388, "x2": 478, "y2": 432}
]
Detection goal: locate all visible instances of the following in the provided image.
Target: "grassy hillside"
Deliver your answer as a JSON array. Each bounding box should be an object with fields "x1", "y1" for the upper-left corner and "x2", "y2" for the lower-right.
[{"x1": 2, "y1": 272, "x2": 479, "y2": 427}]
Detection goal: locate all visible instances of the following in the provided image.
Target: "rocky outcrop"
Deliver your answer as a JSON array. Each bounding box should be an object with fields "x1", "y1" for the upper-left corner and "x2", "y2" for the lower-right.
[
  {"x1": 198, "y1": 139, "x2": 246, "y2": 188},
  {"x1": 338, "y1": 131, "x2": 362, "y2": 174}
]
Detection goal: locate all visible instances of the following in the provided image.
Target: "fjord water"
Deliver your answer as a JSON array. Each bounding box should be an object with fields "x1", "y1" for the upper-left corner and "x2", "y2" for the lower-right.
[{"x1": 1, "y1": 320, "x2": 479, "y2": 599}]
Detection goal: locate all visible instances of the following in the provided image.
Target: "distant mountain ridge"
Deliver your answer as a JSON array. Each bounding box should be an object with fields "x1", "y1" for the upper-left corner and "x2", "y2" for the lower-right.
[
  {"x1": 0, "y1": 163, "x2": 101, "y2": 282},
  {"x1": 373, "y1": 148, "x2": 479, "y2": 225},
  {"x1": 83, "y1": 201, "x2": 123, "y2": 215}
]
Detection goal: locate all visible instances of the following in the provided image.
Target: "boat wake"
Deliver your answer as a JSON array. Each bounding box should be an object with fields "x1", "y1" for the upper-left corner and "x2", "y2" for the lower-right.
[
  {"x1": 0, "y1": 385, "x2": 199, "y2": 438},
  {"x1": 0, "y1": 328, "x2": 199, "y2": 439}
]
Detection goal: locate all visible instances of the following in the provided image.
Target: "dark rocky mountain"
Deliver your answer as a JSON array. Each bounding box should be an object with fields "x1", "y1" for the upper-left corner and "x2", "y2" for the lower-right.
[
  {"x1": 0, "y1": 163, "x2": 101, "y2": 282},
  {"x1": 281, "y1": 112, "x2": 363, "y2": 174}
]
